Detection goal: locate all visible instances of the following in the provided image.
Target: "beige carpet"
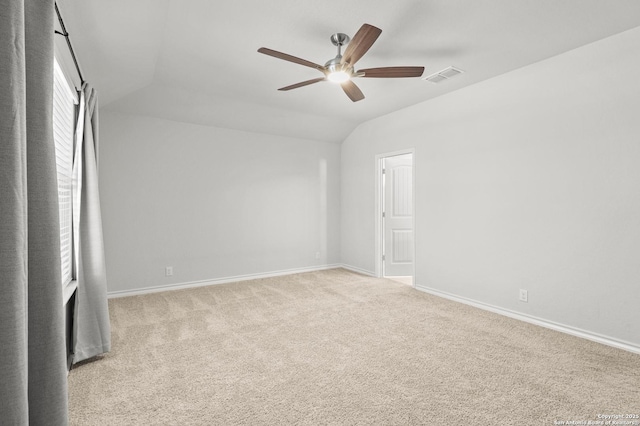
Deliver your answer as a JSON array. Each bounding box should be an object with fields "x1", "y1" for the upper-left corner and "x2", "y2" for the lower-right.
[{"x1": 69, "y1": 268, "x2": 640, "y2": 425}]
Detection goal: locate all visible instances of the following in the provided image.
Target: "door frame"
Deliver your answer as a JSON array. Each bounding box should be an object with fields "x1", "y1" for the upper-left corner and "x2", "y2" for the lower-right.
[{"x1": 374, "y1": 149, "x2": 416, "y2": 286}]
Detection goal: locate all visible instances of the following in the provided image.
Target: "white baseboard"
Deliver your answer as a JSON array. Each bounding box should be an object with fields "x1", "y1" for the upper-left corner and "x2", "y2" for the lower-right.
[
  {"x1": 108, "y1": 264, "x2": 342, "y2": 298},
  {"x1": 339, "y1": 264, "x2": 376, "y2": 277},
  {"x1": 415, "y1": 285, "x2": 640, "y2": 355}
]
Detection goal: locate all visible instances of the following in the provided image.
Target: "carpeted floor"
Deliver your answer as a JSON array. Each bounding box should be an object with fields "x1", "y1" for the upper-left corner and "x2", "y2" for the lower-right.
[{"x1": 68, "y1": 268, "x2": 640, "y2": 425}]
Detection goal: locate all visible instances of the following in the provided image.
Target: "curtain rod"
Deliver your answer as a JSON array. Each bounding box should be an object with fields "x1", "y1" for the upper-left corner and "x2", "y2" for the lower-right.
[{"x1": 54, "y1": 2, "x2": 85, "y2": 86}]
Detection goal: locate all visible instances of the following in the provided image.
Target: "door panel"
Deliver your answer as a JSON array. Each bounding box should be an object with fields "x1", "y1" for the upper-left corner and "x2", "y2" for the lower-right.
[
  {"x1": 384, "y1": 154, "x2": 413, "y2": 276},
  {"x1": 392, "y1": 229, "x2": 413, "y2": 263}
]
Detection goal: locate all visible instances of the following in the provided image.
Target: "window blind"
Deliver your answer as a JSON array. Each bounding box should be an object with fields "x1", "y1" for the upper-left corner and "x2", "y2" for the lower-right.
[{"x1": 53, "y1": 58, "x2": 77, "y2": 287}]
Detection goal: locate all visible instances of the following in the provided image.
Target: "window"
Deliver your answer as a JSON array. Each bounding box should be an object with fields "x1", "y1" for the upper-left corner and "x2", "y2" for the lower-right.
[{"x1": 53, "y1": 57, "x2": 78, "y2": 298}]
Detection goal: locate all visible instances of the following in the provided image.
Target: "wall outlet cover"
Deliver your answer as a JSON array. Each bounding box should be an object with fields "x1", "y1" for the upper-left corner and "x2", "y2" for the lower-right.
[{"x1": 519, "y1": 289, "x2": 528, "y2": 302}]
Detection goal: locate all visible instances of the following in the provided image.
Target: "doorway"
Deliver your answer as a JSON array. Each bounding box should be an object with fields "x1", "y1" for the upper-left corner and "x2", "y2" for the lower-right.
[{"x1": 376, "y1": 151, "x2": 414, "y2": 287}]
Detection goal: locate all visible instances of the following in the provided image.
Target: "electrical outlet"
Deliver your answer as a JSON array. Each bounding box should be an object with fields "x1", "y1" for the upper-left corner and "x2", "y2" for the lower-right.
[
  {"x1": 519, "y1": 289, "x2": 528, "y2": 302},
  {"x1": 315, "y1": 252, "x2": 320, "y2": 259},
  {"x1": 165, "y1": 266, "x2": 173, "y2": 277}
]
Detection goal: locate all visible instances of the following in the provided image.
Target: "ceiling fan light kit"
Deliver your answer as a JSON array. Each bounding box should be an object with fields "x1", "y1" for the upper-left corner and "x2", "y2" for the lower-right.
[
  {"x1": 258, "y1": 23, "x2": 425, "y2": 102},
  {"x1": 327, "y1": 70, "x2": 351, "y2": 83}
]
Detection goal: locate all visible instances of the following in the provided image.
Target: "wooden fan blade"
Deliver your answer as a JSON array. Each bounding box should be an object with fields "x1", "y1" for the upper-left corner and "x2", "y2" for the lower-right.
[
  {"x1": 341, "y1": 24, "x2": 382, "y2": 66},
  {"x1": 341, "y1": 80, "x2": 365, "y2": 102},
  {"x1": 258, "y1": 47, "x2": 326, "y2": 71},
  {"x1": 359, "y1": 66, "x2": 425, "y2": 78},
  {"x1": 278, "y1": 77, "x2": 326, "y2": 91}
]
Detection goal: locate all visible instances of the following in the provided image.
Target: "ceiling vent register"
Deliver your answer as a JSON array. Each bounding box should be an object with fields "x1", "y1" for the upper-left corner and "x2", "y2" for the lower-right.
[{"x1": 423, "y1": 66, "x2": 464, "y2": 83}]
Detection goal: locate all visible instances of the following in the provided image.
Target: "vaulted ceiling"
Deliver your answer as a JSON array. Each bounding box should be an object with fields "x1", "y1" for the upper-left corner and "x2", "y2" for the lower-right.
[{"x1": 55, "y1": 0, "x2": 640, "y2": 143}]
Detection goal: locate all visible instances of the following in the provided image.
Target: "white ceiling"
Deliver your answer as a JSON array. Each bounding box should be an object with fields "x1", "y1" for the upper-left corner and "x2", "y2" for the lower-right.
[{"x1": 55, "y1": 0, "x2": 640, "y2": 143}]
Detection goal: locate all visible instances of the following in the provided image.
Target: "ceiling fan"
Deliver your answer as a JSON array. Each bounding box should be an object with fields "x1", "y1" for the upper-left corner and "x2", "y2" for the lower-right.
[{"x1": 258, "y1": 23, "x2": 425, "y2": 102}]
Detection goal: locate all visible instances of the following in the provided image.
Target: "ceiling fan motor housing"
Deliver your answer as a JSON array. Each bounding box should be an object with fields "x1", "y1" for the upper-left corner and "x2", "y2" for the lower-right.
[{"x1": 324, "y1": 56, "x2": 353, "y2": 74}]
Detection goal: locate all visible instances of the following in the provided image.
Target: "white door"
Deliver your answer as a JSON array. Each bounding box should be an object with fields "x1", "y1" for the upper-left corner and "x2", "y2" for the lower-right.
[{"x1": 383, "y1": 154, "x2": 413, "y2": 277}]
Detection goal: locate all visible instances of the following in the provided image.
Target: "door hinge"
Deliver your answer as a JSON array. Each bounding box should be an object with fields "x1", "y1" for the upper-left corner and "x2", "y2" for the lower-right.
[
  {"x1": 382, "y1": 211, "x2": 386, "y2": 218},
  {"x1": 382, "y1": 254, "x2": 385, "y2": 261},
  {"x1": 382, "y1": 168, "x2": 386, "y2": 174}
]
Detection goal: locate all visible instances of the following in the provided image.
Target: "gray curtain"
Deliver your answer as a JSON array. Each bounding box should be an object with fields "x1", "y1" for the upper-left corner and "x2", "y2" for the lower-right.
[
  {"x1": 0, "y1": 0, "x2": 69, "y2": 424},
  {"x1": 72, "y1": 84, "x2": 111, "y2": 363}
]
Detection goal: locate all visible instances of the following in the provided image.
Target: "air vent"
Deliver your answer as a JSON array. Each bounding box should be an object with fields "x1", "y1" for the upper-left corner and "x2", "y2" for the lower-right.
[
  {"x1": 423, "y1": 66, "x2": 464, "y2": 83},
  {"x1": 424, "y1": 73, "x2": 448, "y2": 84}
]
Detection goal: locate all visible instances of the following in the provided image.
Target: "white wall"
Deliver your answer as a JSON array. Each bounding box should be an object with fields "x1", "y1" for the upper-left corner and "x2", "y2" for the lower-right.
[
  {"x1": 341, "y1": 27, "x2": 640, "y2": 346},
  {"x1": 99, "y1": 112, "x2": 340, "y2": 293}
]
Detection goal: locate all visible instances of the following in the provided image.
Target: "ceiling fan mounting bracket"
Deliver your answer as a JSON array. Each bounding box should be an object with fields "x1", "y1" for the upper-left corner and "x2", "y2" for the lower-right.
[{"x1": 330, "y1": 33, "x2": 350, "y2": 47}]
